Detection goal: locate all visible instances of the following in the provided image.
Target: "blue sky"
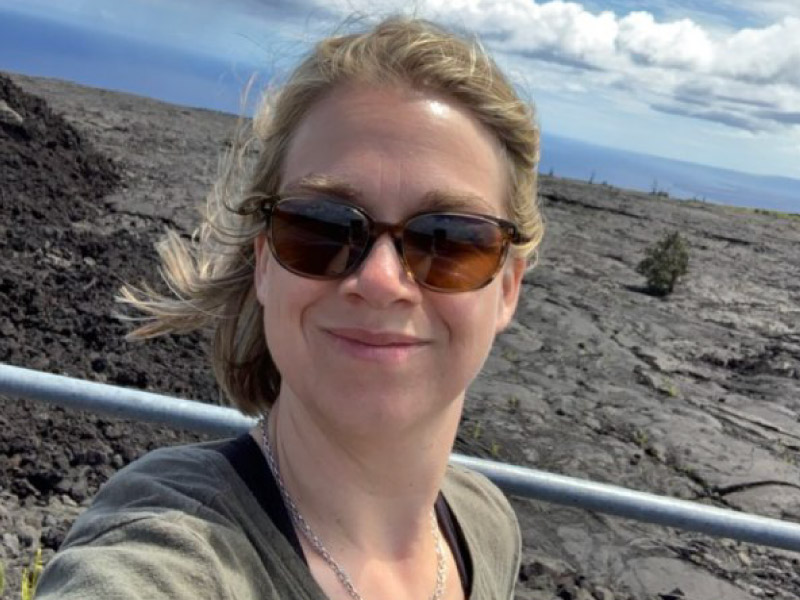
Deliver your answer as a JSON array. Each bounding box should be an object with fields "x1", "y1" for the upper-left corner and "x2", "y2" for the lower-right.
[{"x1": 1, "y1": 0, "x2": 798, "y2": 180}]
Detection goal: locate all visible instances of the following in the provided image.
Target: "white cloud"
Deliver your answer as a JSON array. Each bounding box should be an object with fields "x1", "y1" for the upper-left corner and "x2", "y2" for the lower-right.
[
  {"x1": 420, "y1": 1, "x2": 800, "y2": 89},
  {"x1": 716, "y1": 18, "x2": 800, "y2": 86},
  {"x1": 28, "y1": 0, "x2": 798, "y2": 99},
  {"x1": 616, "y1": 11, "x2": 714, "y2": 70},
  {"x1": 405, "y1": 1, "x2": 800, "y2": 135},
  {"x1": 9, "y1": 0, "x2": 799, "y2": 142}
]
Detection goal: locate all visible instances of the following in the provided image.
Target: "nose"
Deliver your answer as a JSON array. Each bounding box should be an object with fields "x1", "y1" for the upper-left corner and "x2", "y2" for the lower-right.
[{"x1": 340, "y1": 233, "x2": 421, "y2": 307}]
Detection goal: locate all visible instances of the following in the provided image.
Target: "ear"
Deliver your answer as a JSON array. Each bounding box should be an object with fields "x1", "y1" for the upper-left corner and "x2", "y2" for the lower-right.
[
  {"x1": 495, "y1": 257, "x2": 526, "y2": 334},
  {"x1": 254, "y1": 233, "x2": 270, "y2": 307}
]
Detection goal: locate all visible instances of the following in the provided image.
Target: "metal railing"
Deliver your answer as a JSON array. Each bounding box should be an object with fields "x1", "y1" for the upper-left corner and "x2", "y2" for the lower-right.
[{"x1": 3, "y1": 362, "x2": 800, "y2": 552}]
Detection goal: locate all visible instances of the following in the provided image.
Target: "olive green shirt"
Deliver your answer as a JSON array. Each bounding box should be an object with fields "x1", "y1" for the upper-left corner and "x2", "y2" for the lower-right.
[{"x1": 36, "y1": 439, "x2": 521, "y2": 599}]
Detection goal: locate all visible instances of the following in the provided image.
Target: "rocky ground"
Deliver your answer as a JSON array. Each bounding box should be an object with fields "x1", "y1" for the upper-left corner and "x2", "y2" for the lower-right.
[{"x1": 1, "y1": 71, "x2": 798, "y2": 600}]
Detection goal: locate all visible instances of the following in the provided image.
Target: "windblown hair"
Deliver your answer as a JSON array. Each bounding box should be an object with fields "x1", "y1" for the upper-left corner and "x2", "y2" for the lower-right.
[{"x1": 119, "y1": 16, "x2": 544, "y2": 415}]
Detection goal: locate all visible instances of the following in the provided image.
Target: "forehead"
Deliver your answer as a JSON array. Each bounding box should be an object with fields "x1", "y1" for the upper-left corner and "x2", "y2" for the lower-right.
[{"x1": 281, "y1": 84, "x2": 508, "y2": 216}]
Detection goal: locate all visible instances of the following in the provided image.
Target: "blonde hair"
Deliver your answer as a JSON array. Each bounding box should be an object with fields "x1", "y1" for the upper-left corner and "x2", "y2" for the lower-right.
[{"x1": 119, "y1": 16, "x2": 544, "y2": 414}]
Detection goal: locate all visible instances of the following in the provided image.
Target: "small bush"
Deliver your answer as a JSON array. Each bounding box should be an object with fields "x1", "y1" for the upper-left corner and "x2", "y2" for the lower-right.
[{"x1": 636, "y1": 231, "x2": 689, "y2": 296}]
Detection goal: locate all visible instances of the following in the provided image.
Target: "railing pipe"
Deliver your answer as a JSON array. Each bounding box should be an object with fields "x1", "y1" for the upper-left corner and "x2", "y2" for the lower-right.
[
  {"x1": 452, "y1": 454, "x2": 800, "y2": 552},
  {"x1": 0, "y1": 363, "x2": 254, "y2": 436},
  {"x1": 3, "y1": 363, "x2": 800, "y2": 552}
]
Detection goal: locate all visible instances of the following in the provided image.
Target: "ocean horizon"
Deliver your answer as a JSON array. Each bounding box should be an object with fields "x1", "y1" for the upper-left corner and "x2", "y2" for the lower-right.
[{"x1": 540, "y1": 134, "x2": 800, "y2": 214}]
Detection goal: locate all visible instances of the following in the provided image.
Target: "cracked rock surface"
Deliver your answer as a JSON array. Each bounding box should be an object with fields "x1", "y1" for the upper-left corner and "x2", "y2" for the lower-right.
[{"x1": 1, "y1": 72, "x2": 799, "y2": 599}]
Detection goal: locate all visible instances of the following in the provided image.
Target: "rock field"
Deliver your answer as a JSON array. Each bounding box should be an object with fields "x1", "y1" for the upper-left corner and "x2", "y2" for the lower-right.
[{"x1": 1, "y1": 71, "x2": 799, "y2": 599}]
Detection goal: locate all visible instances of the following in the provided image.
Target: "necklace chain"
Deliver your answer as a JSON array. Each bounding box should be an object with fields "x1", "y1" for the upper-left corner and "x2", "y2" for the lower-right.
[{"x1": 259, "y1": 418, "x2": 448, "y2": 600}]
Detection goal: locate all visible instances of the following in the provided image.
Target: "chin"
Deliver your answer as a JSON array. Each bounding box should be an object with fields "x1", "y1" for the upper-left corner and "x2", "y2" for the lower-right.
[{"x1": 315, "y1": 386, "x2": 452, "y2": 437}]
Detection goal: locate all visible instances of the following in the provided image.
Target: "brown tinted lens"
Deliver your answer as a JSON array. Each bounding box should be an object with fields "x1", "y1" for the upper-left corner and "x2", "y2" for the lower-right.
[
  {"x1": 403, "y1": 214, "x2": 506, "y2": 291},
  {"x1": 270, "y1": 199, "x2": 369, "y2": 277}
]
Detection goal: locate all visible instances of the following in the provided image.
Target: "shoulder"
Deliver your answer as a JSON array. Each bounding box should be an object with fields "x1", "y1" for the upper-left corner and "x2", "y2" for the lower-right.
[
  {"x1": 36, "y1": 441, "x2": 265, "y2": 599},
  {"x1": 443, "y1": 463, "x2": 521, "y2": 598},
  {"x1": 37, "y1": 440, "x2": 305, "y2": 599},
  {"x1": 442, "y1": 463, "x2": 518, "y2": 532},
  {"x1": 61, "y1": 439, "x2": 241, "y2": 548}
]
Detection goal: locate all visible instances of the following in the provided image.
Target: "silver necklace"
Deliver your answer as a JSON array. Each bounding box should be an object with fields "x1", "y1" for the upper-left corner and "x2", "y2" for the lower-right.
[{"x1": 259, "y1": 418, "x2": 448, "y2": 600}]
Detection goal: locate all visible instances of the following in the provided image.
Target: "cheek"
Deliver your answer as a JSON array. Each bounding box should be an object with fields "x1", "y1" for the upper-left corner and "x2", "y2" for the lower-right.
[
  {"x1": 436, "y1": 291, "x2": 500, "y2": 363},
  {"x1": 259, "y1": 266, "x2": 316, "y2": 360}
]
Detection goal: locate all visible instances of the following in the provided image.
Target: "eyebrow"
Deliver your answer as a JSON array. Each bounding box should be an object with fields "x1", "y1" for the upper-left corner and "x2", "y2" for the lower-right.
[{"x1": 282, "y1": 174, "x2": 497, "y2": 214}]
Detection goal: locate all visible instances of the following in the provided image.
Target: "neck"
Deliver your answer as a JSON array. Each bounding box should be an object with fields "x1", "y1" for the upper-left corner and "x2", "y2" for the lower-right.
[{"x1": 251, "y1": 391, "x2": 463, "y2": 558}]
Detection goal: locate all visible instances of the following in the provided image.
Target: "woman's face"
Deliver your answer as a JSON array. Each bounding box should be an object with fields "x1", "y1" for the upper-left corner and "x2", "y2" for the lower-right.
[{"x1": 254, "y1": 84, "x2": 525, "y2": 438}]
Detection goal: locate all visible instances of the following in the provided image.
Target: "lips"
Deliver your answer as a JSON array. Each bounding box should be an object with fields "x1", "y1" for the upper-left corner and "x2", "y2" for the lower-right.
[
  {"x1": 321, "y1": 327, "x2": 430, "y2": 364},
  {"x1": 325, "y1": 328, "x2": 427, "y2": 346}
]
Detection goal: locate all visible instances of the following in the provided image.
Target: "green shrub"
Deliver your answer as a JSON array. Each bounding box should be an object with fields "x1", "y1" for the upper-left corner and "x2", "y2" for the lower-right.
[{"x1": 636, "y1": 231, "x2": 689, "y2": 296}]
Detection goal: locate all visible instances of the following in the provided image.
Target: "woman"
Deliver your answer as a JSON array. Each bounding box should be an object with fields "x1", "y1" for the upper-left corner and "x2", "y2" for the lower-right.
[{"x1": 36, "y1": 16, "x2": 543, "y2": 600}]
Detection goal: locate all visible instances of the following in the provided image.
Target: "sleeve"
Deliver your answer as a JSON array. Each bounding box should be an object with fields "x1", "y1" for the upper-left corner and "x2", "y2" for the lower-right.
[
  {"x1": 470, "y1": 469, "x2": 522, "y2": 600},
  {"x1": 444, "y1": 465, "x2": 522, "y2": 599},
  {"x1": 35, "y1": 513, "x2": 234, "y2": 600}
]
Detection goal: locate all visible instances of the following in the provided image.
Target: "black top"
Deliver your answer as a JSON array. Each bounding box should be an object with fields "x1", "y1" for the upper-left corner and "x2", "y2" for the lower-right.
[{"x1": 216, "y1": 433, "x2": 473, "y2": 595}]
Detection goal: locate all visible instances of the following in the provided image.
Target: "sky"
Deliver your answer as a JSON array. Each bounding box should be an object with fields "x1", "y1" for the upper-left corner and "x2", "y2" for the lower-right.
[{"x1": 1, "y1": 0, "x2": 799, "y2": 181}]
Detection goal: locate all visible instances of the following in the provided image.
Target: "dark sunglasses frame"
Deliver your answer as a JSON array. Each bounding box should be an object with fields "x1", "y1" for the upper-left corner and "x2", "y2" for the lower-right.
[{"x1": 245, "y1": 193, "x2": 529, "y2": 293}]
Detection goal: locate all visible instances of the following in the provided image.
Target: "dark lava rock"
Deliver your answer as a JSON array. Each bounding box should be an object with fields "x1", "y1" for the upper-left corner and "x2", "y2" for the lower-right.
[{"x1": 2, "y1": 71, "x2": 799, "y2": 600}]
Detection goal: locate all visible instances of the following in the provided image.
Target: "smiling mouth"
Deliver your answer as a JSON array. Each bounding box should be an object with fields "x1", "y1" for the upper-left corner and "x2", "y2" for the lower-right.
[
  {"x1": 323, "y1": 328, "x2": 429, "y2": 362},
  {"x1": 325, "y1": 328, "x2": 428, "y2": 346}
]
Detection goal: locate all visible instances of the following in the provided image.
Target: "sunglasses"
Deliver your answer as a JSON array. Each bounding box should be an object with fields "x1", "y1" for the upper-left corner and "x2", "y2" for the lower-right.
[{"x1": 254, "y1": 195, "x2": 527, "y2": 293}]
